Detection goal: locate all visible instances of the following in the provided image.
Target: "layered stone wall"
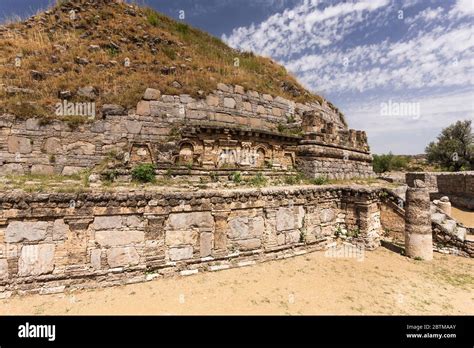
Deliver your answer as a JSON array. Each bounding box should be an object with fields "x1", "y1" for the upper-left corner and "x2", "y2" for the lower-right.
[
  {"x1": 406, "y1": 172, "x2": 474, "y2": 209},
  {"x1": 0, "y1": 84, "x2": 372, "y2": 178},
  {"x1": 379, "y1": 188, "x2": 473, "y2": 257},
  {"x1": 0, "y1": 186, "x2": 382, "y2": 296}
]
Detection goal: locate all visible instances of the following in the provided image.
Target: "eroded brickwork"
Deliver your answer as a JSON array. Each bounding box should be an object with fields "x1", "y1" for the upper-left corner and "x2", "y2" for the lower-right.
[{"x1": 0, "y1": 186, "x2": 382, "y2": 296}]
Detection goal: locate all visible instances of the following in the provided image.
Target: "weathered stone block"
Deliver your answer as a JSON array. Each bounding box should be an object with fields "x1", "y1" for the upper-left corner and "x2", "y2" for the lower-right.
[
  {"x1": 276, "y1": 206, "x2": 304, "y2": 232},
  {"x1": 223, "y1": 97, "x2": 236, "y2": 109},
  {"x1": 42, "y1": 137, "x2": 62, "y2": 154},
  {"x1": 165, "y1": 229, "x2": 198, "y2": 247},
  {"x1": 93, "y1": 216, "x2": 122, "y2": 230},
  {"x1": 166, "y1": 212, "x2": 214, "y2": 230},
  {"x1": 242, "y1": 102, "x2": 252, "y2": 111},
  {"x1": 217, "y1": 83, "x2": 232, "y2": 93},
  {"x1": 206, "y1": 95, "x2": 219, "y2": 107},
  {"x1": 136, "y1": 100, "x2": 151, "y2": 116},
  {"x1": 169, "y1": 246, "x2": 193, "y2": 261},
  {"x1": 18, "y1": 244, "x2": 55, "y2": 276},
  {"x1": 320, "y1": 208, "x2": 335, "y2": 223},
  {"x1": 8, "y1": 136, "x2": 32, "y2": 154},
  {"x1": 53, "y1": 219, "x2": 69, "y2": 241},
  {"x1": 200, "y1": 232, "x2": 213, "y2": 257},
  {"x1": 228, "y1": 216, "x2": 264, "y2": 240},
  {"x1": 234, "y1": 85, "x2": 245, "y2": 94},
  {"x1": 0, "y1": 163, "x2": 24, "y2": 175},
  {"x1": 106, "y1": 246, "x2": 139, "y2": 268},
  {"x1": 62, "y1": 166, "x2": 84, "y2": 176},
  {"x1": 95, "y1": 230, "x2": 145, "y2": 247},
  {"x1": 26, "y1": 118, "x2": 41, "y2": 130},
  {"x1": 31, "y1": 164, "x2": 54, "y2": 175},
  {"x1": 262, "y1": 94, "x2": 273, "y2": 101},
  {"x1": 5, "y1": 221, "x2": 49, "y2": 243},
  {"x1": 124, "y1": 215, "x2": 143, "y2": 228},
  {"x1": 0, "y1": 259, "x2": 8, "y2": 279},
  {"x1": 65, "y1": 141, "x2": 95, "y2": 155},
  {"x1": 125, "y1": 121, "x2": 142, "y2": 134},
  {"x1": 90, "y1": 249, "x2": 101, "y2": 269},
  {"x1": 143, "y1": 88, "x2": 161, "y2": 100},
  {"x1": 286, "y1": 230, "x2": 301, "y2": 244},
  {"x1": 256, "y1": 105, "x2": 266, "y2": 114},
  {"x1": 236, "y1": 238, "x2": 261, "y2": 250}
]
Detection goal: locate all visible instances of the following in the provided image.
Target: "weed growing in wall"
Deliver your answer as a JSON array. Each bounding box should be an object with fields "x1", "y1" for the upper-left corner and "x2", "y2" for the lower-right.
[{"x1": 132, "y1": 163, "x2": 156, "y2": 183}]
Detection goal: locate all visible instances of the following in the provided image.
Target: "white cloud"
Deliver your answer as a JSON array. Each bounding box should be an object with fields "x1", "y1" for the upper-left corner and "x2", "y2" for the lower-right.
[
  {"x1": 451, "y1": 0, "x2": 474, "y2": 17},
  {"x1": 222, "y1": 0, "x2": 390, "y2": 58},
  {"x1": 284, "y1": 23, "x2": 474, "y2": 94},
  {"x1": 344, "y1": 89, "x2": 474, "y2": 154},
  {"x1": 223, "y1": 0, "x2": 474, "y2": 153}
]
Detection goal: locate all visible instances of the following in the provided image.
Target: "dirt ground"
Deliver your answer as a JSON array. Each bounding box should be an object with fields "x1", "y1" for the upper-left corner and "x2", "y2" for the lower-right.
[
  {"x1": 451, "y1": 206, "x2": 474, "y2": 227},
  {"x1": 1, "y1": 246, "x2": 473, "y2": 315}
]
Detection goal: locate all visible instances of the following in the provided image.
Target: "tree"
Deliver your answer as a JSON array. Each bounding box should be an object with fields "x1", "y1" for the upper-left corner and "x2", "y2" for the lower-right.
[
  {"x1": 373, "y1": 153, "x2": 394, "y2": 173},
  {"x1": 425, "y1": 120, "x2": 473, "y2": 171},
  {"x1": 372, "y1": 152, "x2": 410, "y2": 173}
]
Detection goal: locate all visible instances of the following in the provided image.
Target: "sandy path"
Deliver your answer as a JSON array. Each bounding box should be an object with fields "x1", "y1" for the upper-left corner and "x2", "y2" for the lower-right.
[
  {"x1": 451, "y1": 206, "x2": 474, "y2": 227},
  {"x1": 1, "y1": 247, "x2": 473, "y2": 315}
]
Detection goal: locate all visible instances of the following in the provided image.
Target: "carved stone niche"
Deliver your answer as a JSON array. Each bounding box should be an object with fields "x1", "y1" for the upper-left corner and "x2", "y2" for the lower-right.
[
  {"x1": 129, "y1": 144, "x2": 154, "y2": 164},
  {"x1": 202, "y1": 140, "x2": 216, "y2": 168},
  {"x1": 177, "y1": 140, "x2": 201, "y2": 165}
]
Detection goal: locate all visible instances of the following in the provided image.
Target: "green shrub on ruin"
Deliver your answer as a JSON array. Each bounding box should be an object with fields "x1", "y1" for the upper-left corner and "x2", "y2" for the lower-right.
[
  {"x1": 310, "y1": 175, "x2": 329, "y2": 185},
  {"x1": 249, "y1": 172, "x2": 267, "y2": 187},
  {"x1": 231, "y1": 171, "x2": 242, "y2": 184},
  {"x1": 132, "y1": 163, "x2": 156, "y2": 183}
]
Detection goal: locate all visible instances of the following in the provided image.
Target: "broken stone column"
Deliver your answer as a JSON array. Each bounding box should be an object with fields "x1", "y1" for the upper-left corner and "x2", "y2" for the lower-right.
[
  {"x1": 405, "y1": 180, "x2": 433, "y2": 261},
  {"x1": 437, "y1": 196, "x2": 452, "y2": 216}
]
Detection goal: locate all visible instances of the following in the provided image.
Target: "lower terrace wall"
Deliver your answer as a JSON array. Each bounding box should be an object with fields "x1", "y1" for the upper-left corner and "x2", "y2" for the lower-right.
[
  {"x1": 406, "y1": 172, "x2": 474, "y2": 209},
  {"x1": 0, "y1": 186, "x2": 381, "y2": 297}
]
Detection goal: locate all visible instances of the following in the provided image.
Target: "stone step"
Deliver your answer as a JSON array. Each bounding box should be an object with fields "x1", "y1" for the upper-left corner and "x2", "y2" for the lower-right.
[{"x1": 431, "y1": 212, "x2": 446, "y2": 225}]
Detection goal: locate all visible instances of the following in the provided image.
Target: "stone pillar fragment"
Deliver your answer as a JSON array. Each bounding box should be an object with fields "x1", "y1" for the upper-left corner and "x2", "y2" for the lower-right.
[
  {"x1": 437, "y1": 196, "x2": 452, "y2": 216},
  {"x1": 405, "y1": 183, "x2": 433, "y2": 261}
]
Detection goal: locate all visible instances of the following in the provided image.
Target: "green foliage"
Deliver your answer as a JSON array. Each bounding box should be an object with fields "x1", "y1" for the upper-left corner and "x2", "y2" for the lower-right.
[
  {"x1": 249, "y1": 172, "x2": 267, "y2": 187},
  {"x1": 372, "y1": 152, "x2": 410, "y2": 173},
  {"x1": 425, "y1": 120, "x2": 473, "y2": 171},
  {"x1": 284, "y1": 172, "x2": 304, "y2": 185},
  {"x1": 103, "y1": 170, "x2": 118, "y2": 182},
  {"x1": 175, "y1": 22, "x2": 189, "y2": 35},
  {"x1": 230, "y1": 171, "x2": 242, "y2": 184},
  {"x1": 146, "y1": 9, "x2": 159, "y2": 27},
  {"x1": 309, "y1": 175, "x2": 329, "y2": 185},
  {"x1": 131, "y1": 163, "x2": 156, "y2": 183},
  {"x1": 287, "y1": 114, "x2": 296, "y2": 123},
  {"x1": 347, "y1": 228, "x2": 360, "y2": 238},
  {"x1": 299, "y1": 229, "x2": 307, "y2": 243},
  {"x1": 209, "y1": 172, "x2": 218, "y2": 182}
]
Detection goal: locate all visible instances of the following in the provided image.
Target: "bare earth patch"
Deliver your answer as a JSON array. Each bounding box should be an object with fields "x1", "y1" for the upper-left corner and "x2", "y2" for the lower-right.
[{"x1": 1, "y1": 247, "x2": 472, "y2": 315}]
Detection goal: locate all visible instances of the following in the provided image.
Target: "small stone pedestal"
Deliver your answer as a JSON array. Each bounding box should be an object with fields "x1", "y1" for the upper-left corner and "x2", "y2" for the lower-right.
[
  {"x1": 437, "y1": 196, "x2": 452, "y2": 216},
  {"x1": 405, "y1": 183, "x2": 433, "y2": 261}
]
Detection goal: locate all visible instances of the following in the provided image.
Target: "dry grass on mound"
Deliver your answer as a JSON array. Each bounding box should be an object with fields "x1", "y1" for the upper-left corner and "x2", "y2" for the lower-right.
[{"x1": 0, "y1": 0, "x2": 322, "y2": 119}]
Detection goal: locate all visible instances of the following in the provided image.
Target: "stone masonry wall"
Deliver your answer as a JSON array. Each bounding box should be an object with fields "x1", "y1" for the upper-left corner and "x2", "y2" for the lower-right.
[
  {"x1": 379, "y1": 188, "x2": 473, "y2": 257},
  {"x1": 406, "y1": 172, "x2": 474, "y2": 209},
  {"x1": 0, "y1": 84, "x2": 371, "y2": 177},
  {"x1": 0, "y1": 186, "x2": 382, "y2": 297}
]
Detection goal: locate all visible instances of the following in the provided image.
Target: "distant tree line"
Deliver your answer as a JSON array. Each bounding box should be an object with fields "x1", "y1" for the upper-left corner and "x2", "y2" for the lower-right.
[
  {"x1": 372, "y1": 120, "x2": 473, "y2": 173},
  {"x1": 372, "y1": 153, "x2": 410, "y2": 173}
]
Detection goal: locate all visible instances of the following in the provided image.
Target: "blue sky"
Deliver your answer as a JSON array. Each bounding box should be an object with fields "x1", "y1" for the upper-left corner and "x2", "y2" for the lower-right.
[{"x1": 1, "y1": 0, "x2": 473, "y2": 154}]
